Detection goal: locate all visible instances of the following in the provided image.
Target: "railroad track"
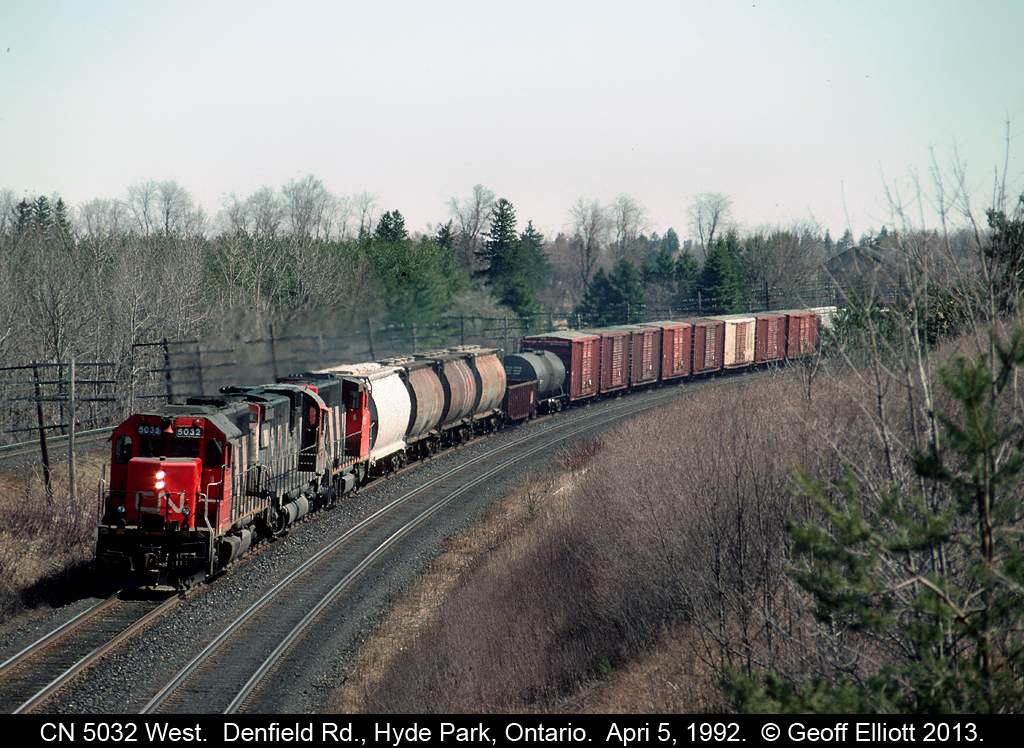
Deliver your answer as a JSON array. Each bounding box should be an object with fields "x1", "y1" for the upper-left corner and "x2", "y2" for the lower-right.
[
  {"x1": 7, "y1": 369, "x2": 769, "y2": 713},
  {"x1": 0, "y1": 594, "x2": 180, "y2": 714},
  {"x1": 139, "y1": 374, "x2": 752, "y2": 714}
]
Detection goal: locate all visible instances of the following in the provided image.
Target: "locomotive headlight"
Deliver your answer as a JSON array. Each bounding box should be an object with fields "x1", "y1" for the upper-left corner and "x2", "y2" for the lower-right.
[
  {"x1": 117, "y1": 505, "x2": 126, "y2": 515},
  {"x1": 182, "y1": 506, "x2": 191, "y2": 516},
  {"x1": 155, "y1": 470, "x2": 166, "y2": 490}
]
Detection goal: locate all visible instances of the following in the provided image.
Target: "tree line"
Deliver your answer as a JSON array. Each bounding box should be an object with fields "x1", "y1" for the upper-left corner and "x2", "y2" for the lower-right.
[{"x1": 2, "y1": 175, "x2": 951, "y2": 379}]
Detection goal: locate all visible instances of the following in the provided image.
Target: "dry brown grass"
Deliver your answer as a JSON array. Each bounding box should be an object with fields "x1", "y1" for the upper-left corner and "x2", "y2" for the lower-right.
[
  {"x1": 326, "y1": 371, "x2": 844, "y2": 713},
  {"x1": 0, "y1": 453, "x2": 105, "y2": 622},
  {"x1": 325, "y1": 337, "x2": 983, "y2": 714}
]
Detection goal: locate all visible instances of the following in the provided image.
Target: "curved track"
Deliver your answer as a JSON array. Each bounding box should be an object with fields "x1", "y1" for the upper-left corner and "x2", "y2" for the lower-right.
[
  {"x1": 11, "y1": 369, "x2": 770, "y2": 713},
  {"x1": 143, "y1": 373, "x2": 761, "y2": 714}
]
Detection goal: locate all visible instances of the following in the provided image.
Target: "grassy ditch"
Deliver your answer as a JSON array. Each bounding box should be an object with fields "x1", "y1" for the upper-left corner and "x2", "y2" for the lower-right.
[{"x1": 0, "y1": 453, "x2": 105, "y2": 622}]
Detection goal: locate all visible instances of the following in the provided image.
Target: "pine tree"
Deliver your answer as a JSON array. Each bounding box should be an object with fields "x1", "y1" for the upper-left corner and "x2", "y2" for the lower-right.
[
  {"x1": 698, "y1": 232, "x2": 745, "y2": 312},
  {"x1": 477, "y1": 198, "x2": 519, "y2": 283},
  {"x1": 517, "y1": 220, "x2": 552, "y2": 296},
  {"x1": 475, "y1": 200, "x2": 549, "y2": 321},
  {"x1": 574, "y1": 258, "x2": 645, "y2": 325},
  {"x1": 986, "y1": 194, "x2": 1024, "y2": 314},
  {"x1": 375, "y1": 210, "x2": 409, "y2": 243},
  {"x1": 725, "y1": 327, "x2": 1024, "y2": 713}
]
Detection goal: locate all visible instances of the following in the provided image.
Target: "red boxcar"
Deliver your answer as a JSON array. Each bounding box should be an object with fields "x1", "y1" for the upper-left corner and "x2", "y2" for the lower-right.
[
  {"x1": 754, "y1": 313, "x2": 787, "y2": 364},
  {"x1": 585, "y1": 327, "x2": 631, "y2": 394},
  {"x1": 616, "y1": 324, "x2": 662, "y2": 387},
  {"x1": 644, "y1": 320, "x2": 693, "y2": 381},
  {"x1": 778, "y1": 309, "x2": 820, "y2": 358},
  {"x1": 519, "y1": 331, "x2": 601, "y2": 401},
  {"x1": 686, "y1": 318, "x2": 725, "y2": 375}
]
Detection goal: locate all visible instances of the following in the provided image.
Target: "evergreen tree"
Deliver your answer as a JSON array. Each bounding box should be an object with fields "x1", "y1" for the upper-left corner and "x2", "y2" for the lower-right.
[
  {"x1": 675, "y1": 249, "x2": 700, "y2": 300},
  {"x1": 610, "y1": 257, "x2": 644, "y2": 322},
  {"x1": 474, "y1": 200, "x2": 550, "y2": 321},
  {"x1": 650, "y1": 245, "x2": 676, "y2": 282},
  {"x1": 375, "y1": 210, "x2": 409, "y2": 243},
  {"x1": 575, "y1": 267, "x2": 617, "y2": 326},
  {"x1": 725, "y1": 327, "x2": 1024, "y2": 714},
  {"x1": 517, "y1": 220, "x2": 552, "y2": 298},
  {"x1": 435, "y1": 220, "x2": 455, "y2": 253},
  {"x1": 986, "y1": 194, "x2": 1024, "y2": 315},
  {"x1": 698, "y1": 232, "x2": 745, "y2": 312},
  {"x1": 575, "y1": 258, "x2": 645, "y2": 325},
  {"x1": 369, "y1": 232, "x2": 467, "y2": 331},
  {"x1": 477, "y1": 198, "x2": 519, "y2": 282},
  {"x1": 661, "y1": 227, "x2": 680, "y2": 255}
]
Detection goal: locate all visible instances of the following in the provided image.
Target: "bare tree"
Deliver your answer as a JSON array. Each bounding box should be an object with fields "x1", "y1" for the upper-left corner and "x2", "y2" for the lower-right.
[
  {"x1": 0, "y1": 248, "x2": 15, "y2": 357},
  {"x1": 247, "y1": 186, "x2": 286, "y2": 240},
  {"x1": 742, "y1": 221, "x2": 823, "y2": 305},
  {"x1": 607, "y1": 194, "x2": 650, "y2": 263},
  {"x1": 283, "y1": 174, "x2": 335, "y2": 241},
  {"x1": 77, "y1": 197, "x2": 130, "y2": 241},
  {"x1": 219, "y1": 192, "x2": 250, "y2": 236},
  {"x1": 687, "y1": 192, "x2": 734, "y2": 260},
  {"x1": 353, "y1": 191, "x2": 380, "y2": 239},
  {"x1": 332, "y1": 194, "x2": 355, "y2": 241},
  {"x1": 127, "y1": 180, "x2": 158, "y2": 235},
  {"x1": 0, "y1": 188, "x2": 18, "y2": 236},
  {"x1": 155, "y1": 180, "x2": 194, "y2": 236},
  {"x1": 566, "y1": 197, "x2": 608, "y2": 291},
  {"x1": 446, "y1": 184, "x2": 496, "y2": 272}
]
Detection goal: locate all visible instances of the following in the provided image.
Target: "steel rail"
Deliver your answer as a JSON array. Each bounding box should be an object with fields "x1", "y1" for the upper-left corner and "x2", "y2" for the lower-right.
[
  {"x1": 12, "y1": 595, "x2": 181, "y2": 714},
  {"x1": 0, "y1": 594, "x2": 120, "y2": 679}
]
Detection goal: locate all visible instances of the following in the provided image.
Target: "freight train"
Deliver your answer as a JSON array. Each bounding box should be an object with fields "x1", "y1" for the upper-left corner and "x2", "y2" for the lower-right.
[{"x1": 96, "y1": 308, "x2": 829, "y2": 589}]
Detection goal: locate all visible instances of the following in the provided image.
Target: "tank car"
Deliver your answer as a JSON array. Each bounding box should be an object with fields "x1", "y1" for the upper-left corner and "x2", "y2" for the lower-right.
[
  {"x1": 412, "y1": 346, "x2": 506, "y2": 443},
  {"x1": 502, "y1": 349, "x2": 566, "y2": 413},
  {"x1": 314, "y1": 362, "x2": 412, "y2": 476}
]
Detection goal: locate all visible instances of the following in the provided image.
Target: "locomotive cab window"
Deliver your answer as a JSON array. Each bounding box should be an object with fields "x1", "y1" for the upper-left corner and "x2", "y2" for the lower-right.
[
  {"x1": 114, "y1": 435, "x2": 133, "y2": 465},
  {"x1": 170, "y1": 439, "x2": 201, "y2": 459},
  {"x1": 138, "y1": 436, "x2": 168, "y2": 457},
  {"x1": 206, "y1": 439, "x2": 224, "y2": 469}
]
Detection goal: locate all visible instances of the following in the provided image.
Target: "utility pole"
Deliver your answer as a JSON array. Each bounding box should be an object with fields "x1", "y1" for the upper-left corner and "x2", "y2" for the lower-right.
[{"x1": 68, "y1": 358, "x2": 76, "y2": 509}]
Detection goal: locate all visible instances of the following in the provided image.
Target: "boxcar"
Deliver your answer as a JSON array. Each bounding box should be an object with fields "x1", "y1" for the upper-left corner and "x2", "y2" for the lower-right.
[
  {"x1": 754, "y1": 312, "x2": 787, "y2": 364},
  {"x1": 711, "y1": 314, "x2": 756, "y2": 369},
  {"x1": 806, "y1": 306, "x2": 837, "y2": 331},
  {"x1": 585, "y1": 327, "x2": 630, "y2": 394},
  {"x1": 644, "y1": 320, "x2": 693, "y2": 382},
  {"x1": 618, "y1": 324, "x2": 662, "y2": 387},
  {"x1": 519, "y1": 331, "x2": 601, "y2": 401},
  {"x1": 503, "y1": 379, "x2": 539, "y2": 422},
  {"x1": 686, "y1": 318, "x2": 726, "y2": 375},
  {"x1": 776, "y1": 309, "x2": 821, "y2": 359}
]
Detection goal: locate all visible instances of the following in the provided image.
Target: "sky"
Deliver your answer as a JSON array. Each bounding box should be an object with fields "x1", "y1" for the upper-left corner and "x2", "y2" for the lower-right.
[{"x1": 3, "y1": 0, "x2": 1023, "y2": 243}]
